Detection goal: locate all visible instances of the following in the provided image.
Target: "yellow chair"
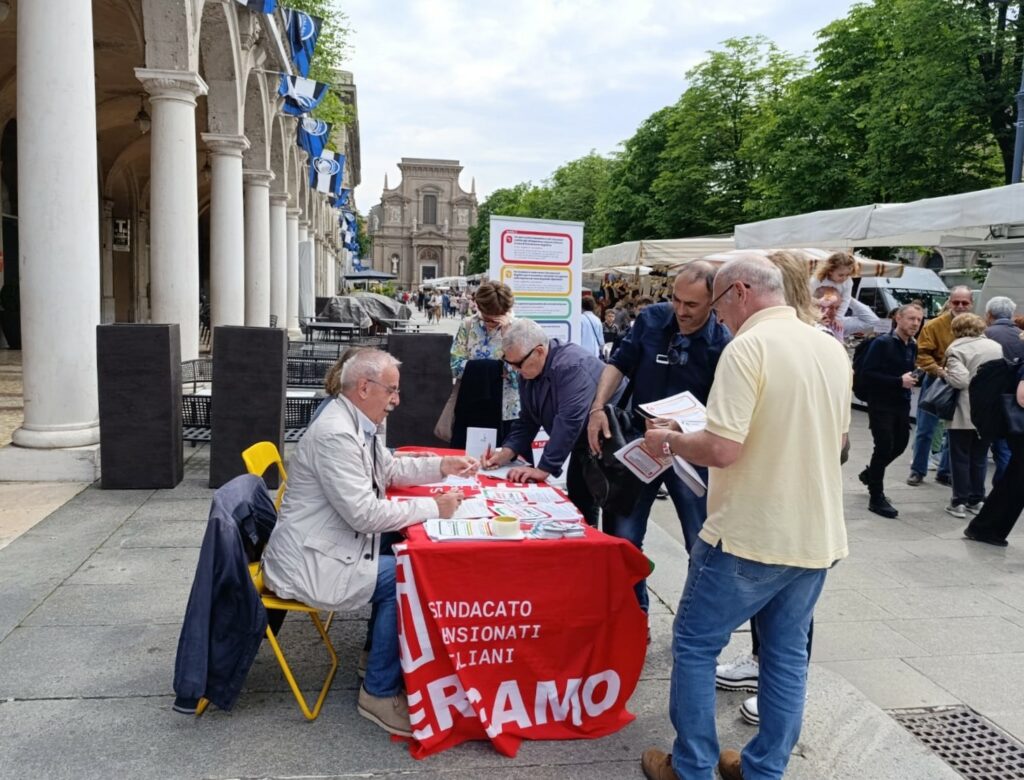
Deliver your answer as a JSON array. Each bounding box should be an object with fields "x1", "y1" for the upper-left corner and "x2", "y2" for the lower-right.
[
  {"x1": 240, "y1": 440, "x2": 335, "y2": 632},
  {"x1": 242, "y1": 441, "x2": 287, "y2": 511},
  {"x1": 196, "y1": 564, "x2": 339, "y2": 721}
]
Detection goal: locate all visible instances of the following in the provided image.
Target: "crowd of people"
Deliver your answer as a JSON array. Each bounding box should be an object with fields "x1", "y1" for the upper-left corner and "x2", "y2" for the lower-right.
[{"x1": 255, "y1": 252, "x2": 1024, "y2": 780}]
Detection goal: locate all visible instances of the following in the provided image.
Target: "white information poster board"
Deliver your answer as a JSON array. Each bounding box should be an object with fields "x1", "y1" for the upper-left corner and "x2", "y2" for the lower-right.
[{"x1": 488, "y1": 215, "x2": 583, "y2": 344}]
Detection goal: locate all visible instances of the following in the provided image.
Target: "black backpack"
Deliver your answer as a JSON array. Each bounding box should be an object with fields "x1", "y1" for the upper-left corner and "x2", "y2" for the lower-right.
[
  {"x1": 851, "y1": 336, "x2": 877, "y2": 400},
  {"x1": 970, "y1": 358, "x2": 1021, "y2": 441}
]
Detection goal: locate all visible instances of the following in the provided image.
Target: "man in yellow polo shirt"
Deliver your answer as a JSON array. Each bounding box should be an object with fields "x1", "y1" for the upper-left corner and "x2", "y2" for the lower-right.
[{"x1": 639, "y1": 256, "x2": 851, "y2": 780}]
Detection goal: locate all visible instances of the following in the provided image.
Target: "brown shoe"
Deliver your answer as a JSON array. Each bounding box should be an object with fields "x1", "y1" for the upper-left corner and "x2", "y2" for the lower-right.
[
  {"x1": 641, "y1": 747, "x2": 679, "y2": 780},
  {"x1": 718, "y1": 748, "x2": 744, "y2": 780},
  {"x1": 357, "y1": 686, "x2": 411, "y2": 737}
]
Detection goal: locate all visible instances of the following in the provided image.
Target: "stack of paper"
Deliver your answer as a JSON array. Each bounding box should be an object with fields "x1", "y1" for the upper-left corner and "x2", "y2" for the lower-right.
[
  {"x1": 491, "y1": 502, "x2": 582, "y2": 521},
  {"x1": 638, "y1": 390, "x2": 707, "y2": 431},
  {"x1": 481, "y1": 487, "x2": 563, "y2": 503},
  {"x1": 527, "y1": 520, "x2": 586, "y2": 539}
]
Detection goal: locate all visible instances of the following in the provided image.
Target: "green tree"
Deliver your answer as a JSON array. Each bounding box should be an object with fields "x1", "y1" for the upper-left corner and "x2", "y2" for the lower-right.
[
  {"x1": 597, "y1": 107, "x2": 672, "y2": 244},
  {"x1": 651, "y1": 36, "x2": 806, "y2": 236},
  {"x1": 752, "y1": 0, "x2": 1008, "y2": 217}
]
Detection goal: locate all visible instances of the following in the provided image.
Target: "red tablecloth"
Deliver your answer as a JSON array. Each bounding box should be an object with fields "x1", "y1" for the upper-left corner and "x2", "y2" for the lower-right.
[{"x1": 394, "y1": 523, "x2": 649, "y2": 758}]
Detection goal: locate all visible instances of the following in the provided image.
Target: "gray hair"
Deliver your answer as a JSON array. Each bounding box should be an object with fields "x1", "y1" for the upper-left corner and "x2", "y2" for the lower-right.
[
  {"x1": 949, "y1": 285, "x2": 973, "y2": 298},
  {"x1": 340, "y1": 349, "x2": 401, "y2": 392},
  {"x1": 986, "y1": 295, "x2": 1017, "y2": 320},
  {"x1": 502, "y1": 318, "x2": 548, "y2": 356},
  {"x1": 716, "y1": 255, "x2": 785, "y2": 298}
]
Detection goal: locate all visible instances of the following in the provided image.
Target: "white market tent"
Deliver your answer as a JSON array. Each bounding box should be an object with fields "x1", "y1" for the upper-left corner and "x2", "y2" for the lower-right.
[
  {"x1": 588, "y1": 237, "x2": 736, "y2": 271},
  {"x1": 701, "y1": 247, "x2": 905, "y2": 278},
  {"x1": 735, "y1": 183, "x2": 1024, "y2": 250}
]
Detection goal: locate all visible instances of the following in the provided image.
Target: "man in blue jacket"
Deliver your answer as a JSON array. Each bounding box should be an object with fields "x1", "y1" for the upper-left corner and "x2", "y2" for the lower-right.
[
  {"x1": 859, "y1": 303, "x2": 924, "y2": 518},
  {"x1": 586, "y1": 262, "x2": 731, "y2": 610},
  {"x1": 482, "y1": 318, "x2": 606, "y2": 525}
]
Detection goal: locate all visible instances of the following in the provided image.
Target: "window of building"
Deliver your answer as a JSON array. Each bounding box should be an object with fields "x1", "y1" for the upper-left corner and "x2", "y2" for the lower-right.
[{"x1": 422, "y1": 194, "x2": 437, "y2": 225}]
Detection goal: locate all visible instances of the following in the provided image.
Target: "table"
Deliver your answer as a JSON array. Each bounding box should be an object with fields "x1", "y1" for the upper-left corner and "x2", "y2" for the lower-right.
[
  {"x1": 304, "y1": 321, "x2": 360, "y2": 342},
  {"x1": 391, "y1": 459, "x2": 650, "y2": 759},
  {"x1": 379, "y1": 318, "x2": 422, "y2": 334}
]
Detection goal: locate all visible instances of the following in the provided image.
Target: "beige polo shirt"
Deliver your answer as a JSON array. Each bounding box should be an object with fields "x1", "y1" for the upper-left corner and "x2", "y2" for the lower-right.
[{"x1": 698, "y1": 306, "x2": 851, "y2": 569}]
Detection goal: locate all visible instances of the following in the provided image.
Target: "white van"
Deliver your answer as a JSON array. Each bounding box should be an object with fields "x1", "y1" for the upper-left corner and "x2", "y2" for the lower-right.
[{"x1": 851, "y1": 267, "x2": 950, "y2": 333}]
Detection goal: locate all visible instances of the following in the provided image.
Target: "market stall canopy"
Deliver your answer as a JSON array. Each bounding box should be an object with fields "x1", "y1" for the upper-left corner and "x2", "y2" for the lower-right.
[
  {"x1": 590, "y1": 237, "x2": 735, "y2": 270},
  {"x1": 735, "y1": 184, "x2": 1024, "y2": 249},
  {"x1": 698, "y1": 248, "x2": 904, "y2": 278}
]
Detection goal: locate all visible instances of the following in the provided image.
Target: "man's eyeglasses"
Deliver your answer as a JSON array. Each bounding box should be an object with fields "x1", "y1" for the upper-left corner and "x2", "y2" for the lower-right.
[
  {"x1": 504, "y1": 345, "x2": 539, "y2": 370},
  {"x1": 710, "y1": 281, "x2": 752, "y2": 311},
  {"x1": 656, "y1": 334, "x2": 691, "y2": 366},
  {"x1": 366, "y1": 378, "x2": 401, "y2": 396}
]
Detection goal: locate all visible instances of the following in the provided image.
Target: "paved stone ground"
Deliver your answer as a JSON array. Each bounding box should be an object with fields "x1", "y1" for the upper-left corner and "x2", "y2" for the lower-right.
[{"x1": 0, "y1": 309, "x2": 1010, "y2": 777}]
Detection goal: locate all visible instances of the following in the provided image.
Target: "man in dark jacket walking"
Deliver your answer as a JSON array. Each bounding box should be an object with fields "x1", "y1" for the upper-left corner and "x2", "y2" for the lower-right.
[{"x1": 859, "y1": 303, "x2": 924, "y2": 518}]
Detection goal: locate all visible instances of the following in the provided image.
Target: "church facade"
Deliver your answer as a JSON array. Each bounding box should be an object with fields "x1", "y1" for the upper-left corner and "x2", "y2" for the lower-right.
[{"x1": 368, "y1": 158, "x2": 477, "y2": 288}]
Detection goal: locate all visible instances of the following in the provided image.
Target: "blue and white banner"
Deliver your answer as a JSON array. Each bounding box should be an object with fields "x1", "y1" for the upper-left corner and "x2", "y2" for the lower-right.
[
  {"x1": 235, "y1": 0, "x2": 277, "y2": 13},
  {"x1": 310, "y1": 149, "x2": 345, "y2": 196},
  {"x1": 283, "y1": 8, "x2": 322, "y2": 78},
  {"x1": 278, "y1": 73, "x2": 328, "y2": 116},
  {"x1": 296, "y1": 116, "x2": 331, "y2": 159},
  {"x1": 329, "y1": 188, "x2": 350, "y2": 209}
]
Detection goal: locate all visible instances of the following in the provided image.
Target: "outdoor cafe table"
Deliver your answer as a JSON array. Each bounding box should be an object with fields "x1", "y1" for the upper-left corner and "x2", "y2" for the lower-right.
[
  {"x1": 388, "y1": 448, "x2": 650, "y2": 759},
  {"x1": 304, "y1": 321, "x2": 360, "y2": 342}
]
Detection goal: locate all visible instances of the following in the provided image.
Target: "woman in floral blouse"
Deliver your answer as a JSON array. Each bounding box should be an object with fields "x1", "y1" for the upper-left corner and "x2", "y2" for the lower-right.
[{"x1": 450, "y1": 282, "x2": 520, "y2": 434}]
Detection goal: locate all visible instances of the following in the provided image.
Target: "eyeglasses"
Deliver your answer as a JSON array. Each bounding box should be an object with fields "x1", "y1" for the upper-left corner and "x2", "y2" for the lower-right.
[
  {"x1": 656, "y1": 334, "x2": 691, "y2": 366},
  {"x1": 710, "y1": 281, "x2": 752, "y2": 311},
  {"x1": 366, "y1": 378, "x2": 401, "y2": 396},
  {"x1": 504, "y1": 345, "x2": 539, "y2": 370}
]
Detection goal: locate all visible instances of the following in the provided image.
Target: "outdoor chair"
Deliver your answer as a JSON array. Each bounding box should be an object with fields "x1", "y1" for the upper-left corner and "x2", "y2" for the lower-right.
[
  {"x1": 195, "y1": 562, "x2": 339, "y2": 722},
  {"x1": 241, "y1": 441, "x2": 287, "y2": 510}
]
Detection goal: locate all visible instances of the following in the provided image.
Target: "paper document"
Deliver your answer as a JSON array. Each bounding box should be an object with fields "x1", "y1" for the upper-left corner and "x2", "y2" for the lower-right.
[
  {"x1": 478, "y1": 460, "x2": 529, "y2": 480},
  {"x1": 492, "y1": 502, "x2": 582, "y2": 521},
  {"x1": 422, "y1": 474, "x2": 479, "y2": 488},
  {"x1": 672, "y1": 455, "x2": 707, "y2": 497},
  {"x1": 465, "y1": 427, "x2": 497, "y2": 460},
  {"x1": 481, "y1": 486, "x2": 563, "y2": 504},
  {"x1": 638, "y1": 391, "x2": 707, "y2": 426},
  {"x1": 452, "y1": 498, "x2": 493, "y2": 519},
  {"x1": 424, "y1": 518, "x2": 524, "y2": 542},
  {"x1": 613, "y1": 438, "x2": 671, "y2": 484}
]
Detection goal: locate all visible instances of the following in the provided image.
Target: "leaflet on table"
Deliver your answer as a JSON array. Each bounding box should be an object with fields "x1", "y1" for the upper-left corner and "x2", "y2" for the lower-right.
[
  {"x1": 424, "y1": 518, "x2": 524, "y2": 542},
  {"x1": 637, "y1": 391, "x2": 706, "y2": 427},
  {"x1": 613, "y1": 438, "x2": 671, "y2": 484},
  {"x1": 492, "y1": 502, "x2": 582, "y2": 521},
  {"x1": 480, "y1": 486, "x2": 563, "y2": 503},
  {"x1": 672, "y1": 455, "x2": 707, "y2": 497},
  {"x1": 421, "y1": 474, "x2": 479, "y2": 488},
  {"x1": 451, "y1": 498, "x2": 492, "y2": 519}
]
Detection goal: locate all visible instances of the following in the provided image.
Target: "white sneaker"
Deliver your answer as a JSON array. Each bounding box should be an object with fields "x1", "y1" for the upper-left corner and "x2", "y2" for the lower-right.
[
  {"x1": 715, "y1": 653, "x2": 759, "y2": 692},
  {"x1": 740, "y1": 695, "x2": 759, "y2": 725},
  {"x1": 966, "y1": 502, "x2": 983, "y2": 516},
  {"x1": 945, "y1": 503, "x2": 967, "y2": 520}
]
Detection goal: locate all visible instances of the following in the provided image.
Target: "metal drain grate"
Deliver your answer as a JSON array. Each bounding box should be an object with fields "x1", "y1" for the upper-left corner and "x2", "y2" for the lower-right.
[{"x1": 891, "y1": 705, "x2": 1024, "y2": 779}]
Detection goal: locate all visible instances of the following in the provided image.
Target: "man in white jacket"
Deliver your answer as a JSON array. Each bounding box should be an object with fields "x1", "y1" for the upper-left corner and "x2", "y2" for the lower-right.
[{"x1": 262, "y1": 349, "x2": 477, "y2": 736}]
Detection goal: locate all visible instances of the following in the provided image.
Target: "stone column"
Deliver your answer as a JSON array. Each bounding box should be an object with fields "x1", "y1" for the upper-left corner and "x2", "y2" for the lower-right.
[
  {"x1": 243, "y1": 169, "x2": 273, "y2": 326},
  {"x1": 200, "y1": 133, "x2": 248, "y2": 330},
  {"x1": 136, "y1": 211, "x2": 150, "y2": 323},
  {"x1": 286, "y1": 207, "x2": 301, "y2": 332},
  {"x1": 269, "y1": 194, "x2": 288, "y2": 328},
  {"x1": 12, "y1": 0, "x2": 101, "y2": 451},
  {"x1": 101, "y1": 200, "x2": 115, "y2": 323},
  {"x1": 135, "y1": 68, "x2": 208, "y2": 361}
]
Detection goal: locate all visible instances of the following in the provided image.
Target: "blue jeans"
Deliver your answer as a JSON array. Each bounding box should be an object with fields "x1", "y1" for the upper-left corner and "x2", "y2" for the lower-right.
[
  {"x1": 363, "y1": 555, "x2": 402, "y2": 697},
  {"x1": 992, "y1": 439, "x2": 1011, "y2": 484},
  {"x1": 671, "y1": 539, "x2": 827, "y2": 780},
  {"x1": 602, "y1": 468, "x2": 707, "y2": 611},
  {"x1": 911, "y1": 376, "x2": 950, "y2": 478}
]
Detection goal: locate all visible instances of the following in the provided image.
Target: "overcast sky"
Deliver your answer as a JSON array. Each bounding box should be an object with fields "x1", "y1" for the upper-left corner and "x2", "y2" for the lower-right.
[{"x1": 340, "y1": 0, "x2": 860, "y2": 211}]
